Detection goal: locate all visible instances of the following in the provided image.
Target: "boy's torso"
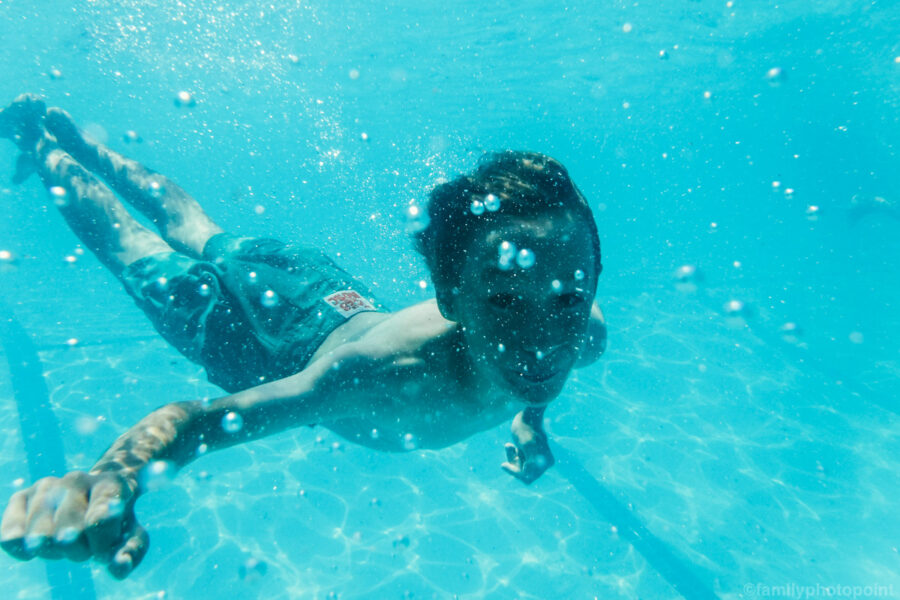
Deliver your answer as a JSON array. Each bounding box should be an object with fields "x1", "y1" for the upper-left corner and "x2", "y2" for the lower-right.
[{"x1": 308, "y1": 300, "x2": 520, "y2": 451}]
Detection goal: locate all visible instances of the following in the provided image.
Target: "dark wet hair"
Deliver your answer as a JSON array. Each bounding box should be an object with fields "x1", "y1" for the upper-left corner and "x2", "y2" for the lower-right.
[{"x1": 413, "y1": 151, "x2": 602, "y2": 305}]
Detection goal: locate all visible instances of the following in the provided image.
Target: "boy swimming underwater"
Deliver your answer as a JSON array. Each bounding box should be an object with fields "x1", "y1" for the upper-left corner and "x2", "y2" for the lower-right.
[{"x1": 0, "y1": 94, "x2": 606, "y2": 578}]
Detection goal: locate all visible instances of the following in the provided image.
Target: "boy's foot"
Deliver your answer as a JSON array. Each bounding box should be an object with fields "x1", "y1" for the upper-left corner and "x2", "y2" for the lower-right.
[{"x1": 0, "y1": 94, "x2": 47, "y2": 151}]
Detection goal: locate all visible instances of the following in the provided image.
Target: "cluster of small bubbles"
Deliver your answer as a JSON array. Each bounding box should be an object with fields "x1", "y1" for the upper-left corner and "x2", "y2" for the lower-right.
[
  {"x1": 173, "y1": 91, "x2": 196, "y2": 108},
  {"x1": 765, "y1": 66, "x2": 786, "y2": 84},
  {"x1": 469, "y1": 199, "x2": 485, "y2": 215},
  {"x1": 48, "y1": 67, "x2": 64, "y2": 80},
  {"x1": 779, "y1": 322, "x2": 803, "y2": 344},
  {"x1": 516, "y1": 248, "x2": 536, "y2": 269},
  {"x1": 658, "y1": 49, "x2": 669, "y2": 60},
  {"x1": 484, "y1": 193, "x2": 501, "y2": 212},
  {"x1": 148, "y1": 180, "x2": 164, "y2": 198},
  {"x1": 551, "y1": 279, "x2": 562, "y2": 292},
  {"x1": 674, "y1": 264, "x2": 703, "y2": 292},
  {"x1": 370, "y1": 428, "x2": 379, "y2": 440},
  {"x1": 122, "y1": 130, "x2": 142, "y2": 144},
  {"x1": 238, "y1": 557, "x2": 268, "y2": 581},
  {"x1": 139, "y1": 460, "x2": 176, "y2": 492},
  {"x1": 221, "y1": 411, "x2": 244, "y2": 434},
  {"x1": 404, "y1": 200, "x2": 429, "y2": 233},
  {"x1": 49, "y1": 185, "x2": 68, "y2": 207},
  {"x1": 402, "y1": 433, "x2": 418, "y2": 451},
  {"x1": 260, "y1": 289, "x2": 279, "y2": 308},
  {"x1": 574, "y1": 269, "x2": 585, "y2": 281},
  {"x1": 805, "y1": 205, "x2": 821, "y2": 221},
  {"x1": 498, "y1": 241, "x2": 517, "y2": 270}
]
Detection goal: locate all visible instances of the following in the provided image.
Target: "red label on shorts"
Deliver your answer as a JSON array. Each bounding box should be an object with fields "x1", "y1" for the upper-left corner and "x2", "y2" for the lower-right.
[{"x1": 324, "y1": 290, "x2": 376, "y2": 318}]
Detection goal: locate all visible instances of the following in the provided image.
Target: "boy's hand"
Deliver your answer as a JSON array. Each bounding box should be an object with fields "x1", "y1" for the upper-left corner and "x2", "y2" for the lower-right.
[
  {"x1": 501, "y1": 409, "x2": 555, "y2": 484},
  {"x1": 1, "y1": 471, "x2": 148, "y2": 579}
]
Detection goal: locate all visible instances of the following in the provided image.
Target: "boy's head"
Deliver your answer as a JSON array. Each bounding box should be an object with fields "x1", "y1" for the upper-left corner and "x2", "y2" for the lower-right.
[{"x1": 413, "y1": 151, "x2": 602, "y2": 403}]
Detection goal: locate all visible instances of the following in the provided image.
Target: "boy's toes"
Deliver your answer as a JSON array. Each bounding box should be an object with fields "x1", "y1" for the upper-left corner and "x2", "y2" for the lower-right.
[{"x1": 0, "y1": 94, "x2": 47, "y2": 149}]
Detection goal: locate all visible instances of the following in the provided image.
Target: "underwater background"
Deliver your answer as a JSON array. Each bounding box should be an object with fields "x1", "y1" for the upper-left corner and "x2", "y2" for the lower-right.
[{"x1": 0, "y1": 0, "x2": 898, "y2": 598}]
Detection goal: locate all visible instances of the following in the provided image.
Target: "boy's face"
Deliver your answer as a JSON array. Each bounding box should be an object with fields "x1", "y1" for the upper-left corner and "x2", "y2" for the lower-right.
[{"x1": 449, "y1": 212, "x2": 598, "y2": 405}]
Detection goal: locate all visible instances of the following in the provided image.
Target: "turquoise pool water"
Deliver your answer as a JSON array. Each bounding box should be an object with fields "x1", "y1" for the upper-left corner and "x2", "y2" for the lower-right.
[{"x1": 0, "y1": 1, "x2": 898, "y2": 598}]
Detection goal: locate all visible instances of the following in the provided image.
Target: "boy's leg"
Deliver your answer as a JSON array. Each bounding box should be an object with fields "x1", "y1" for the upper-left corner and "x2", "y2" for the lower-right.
[
  {"x1": 43, "y1": 106, "x2": 223, "y2": 258},
  {"x1": 30, "y1": 130, "x2": 174, "y2": 276}
]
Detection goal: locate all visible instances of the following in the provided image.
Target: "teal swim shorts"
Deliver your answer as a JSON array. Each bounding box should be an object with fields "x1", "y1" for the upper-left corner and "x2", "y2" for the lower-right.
[{"x1": 120, "y1": 233, "x2": 385, "y2": 393}]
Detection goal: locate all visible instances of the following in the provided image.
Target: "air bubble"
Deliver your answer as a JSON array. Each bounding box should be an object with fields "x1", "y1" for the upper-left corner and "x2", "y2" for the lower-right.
[
  {"x1": 658, "y1": 49, "x2": 669, "y2": 60},
  {"x1": 222, "y1": 411, "x2": 244, "y2": 434},
  {"x1": 122, "y1": 130, "x2": 142, "y2": 144},
  {"x1": 260, "y1": 289, "x2": 279, "y2": 308},
  {"x1": 723, "y1": 299, "x2": 751, "y2": 321},
  {"x1": 405, "y1": 200, "x2": 429, "y2": 234},
  {"x1": 497, "y1": 343, "x2": 506, "y2": 353},
  {"x1": 805, "y1": 205, "x2": 821, "y2": 221},
  {"x1": 196, "y1": 443, "x2": 209, "y2": 455},
  {"x1": 148, "y1": 180, "x2": 164, "y2": 198},
  {"x1": 779, "y1": 322, "x2": 803, "y2": 344},
  {"x1": 551, "y1": 279, "x2": 562, "y2": 292},
  {"x1": 849, "y1": 331, "x2": 864, "y2": 344},
  {"x1": 765, "y1": 67, "x2": 786, "y2": 84},
  {"x1": 239, "y1": 557, "x2": 268, "y2": 581},
  {"x1": 49, "y1": 186, "x2": 68, "y2": 206},
  {"x1": 498, "y1": 241, "x2": 517, "y2": 271},
  {"x1": 370, "y1": 428, "x2": 379, "y2": 440},
  {"x1": 574, "y1": 269, "x2": 585, "y2": 281},
  {"x1": 484, "y1": 194, "x2": 501, "y2": 212},
  {"x1": 402, "y1": 433, "x2": 418, "y2": 451},
  {"x1": 174, "y1": 91, "x2": 196, "y2": 108},
  {"x1": 674, "y1": 264, "x2": 703, "y2": 292},
  {"x1": 48, "y1": 68, "x2": 63, "y2": 80},
  {"x1": 516, "y1": 248, "x2": 536, "y2": 269},
  {"x1": 139, "y1": 460, "x2": 176, "y2": 492},
  {"x1": 198, "y1": 283, "x2": 211, "y2": 297},
  {"x1": 469, "y1": 200, "x2": 485, "y2": 215},
  {"x1": 348, "y1": 68, "x2": 360, "y2": 80}
]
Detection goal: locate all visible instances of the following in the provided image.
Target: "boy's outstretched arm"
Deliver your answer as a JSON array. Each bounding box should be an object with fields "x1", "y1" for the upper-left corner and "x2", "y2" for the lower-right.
[{"x1": 0, "y1": 344, "x2": 373, "y2": 579}]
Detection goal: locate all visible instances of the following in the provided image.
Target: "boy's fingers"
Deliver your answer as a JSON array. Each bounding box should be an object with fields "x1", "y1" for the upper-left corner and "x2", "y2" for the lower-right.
[
  {"x1": 107, "y1": 522, "x2": 149, "y2": 580},
  {"x1": 53, "y1": 485, "x2": 91, "y2": 562},
  {"x1": 25, "y1": 481, "x2": 66, "y2": 559},
  {"x1": 1, "y1": 489, "x2": 31, "y2": 560},
  {"x1": 84, "y1": 479, "x2": 131, "y2": 559},
  {"x1": 504, "y1": 443, "x2": 520, "y2": 464}
]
